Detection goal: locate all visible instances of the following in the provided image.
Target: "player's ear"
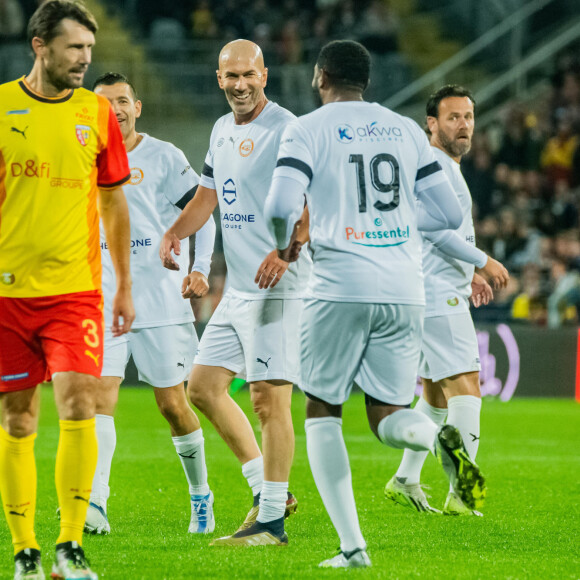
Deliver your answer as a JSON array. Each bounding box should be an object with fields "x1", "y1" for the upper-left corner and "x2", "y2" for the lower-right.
[
  {"x1": 31, "y1": 37, "x2": 46, "y2": 58},
  {"x1": 261, "y1": 67, "x2": 268, "y2": 88},
  {"x1": 135, "y1": 100, "x2": 142, "y2": 119},
  {"x1": 426, "y1": 116, "x2": 438, "y2": 135},
  {"x1": 216, "y1": 70, "x2": 224, "y2": 89}
]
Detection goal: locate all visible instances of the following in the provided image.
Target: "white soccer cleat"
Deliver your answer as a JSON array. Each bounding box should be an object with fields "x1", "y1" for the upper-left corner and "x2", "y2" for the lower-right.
[
  {"x1": 443, "y1": 491, "x2": 483, "y2": 517},
  {"x1": 51, "y1": 541, "x2": 98, "y2": 580},
  {"x1": 384, "y1": 476, "x2": 442, "y2": 514},
  {"x1": 319, "y1": 548, "x2": 371, "y2": 569},
  {"x1": 188, "y1": 491, "x2": 215, "y2": 534},
  {"x1": 84, "y1": 502, "x2": 111, "y2": 535},
  {"x1": 14, "y1": 548, "x2": 45, "y2": 580}
]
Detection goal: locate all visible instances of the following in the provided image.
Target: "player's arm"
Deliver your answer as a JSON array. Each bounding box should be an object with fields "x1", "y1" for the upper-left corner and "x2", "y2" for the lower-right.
[
  {"x1": 182, "y1": 214, "x2": 216, "y2": 299},
  {"x1": 255, "y1": 203, "x2": 308, "y2": 290},
  {"x1": 423, "y1": 228, "x2": 509, "y2": 290},
  {"x1": 99, "y1": 186, "x2": 135, "y2": 336},
  {"x1": 160, "y1": 185, "x2": 218, "y2": 271}
]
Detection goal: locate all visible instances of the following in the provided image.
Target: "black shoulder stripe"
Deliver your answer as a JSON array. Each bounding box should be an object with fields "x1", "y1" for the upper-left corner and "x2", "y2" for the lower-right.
[
  {"x1": 276, "y1": 157, "x2": 313, "y2": 182},
  {"x1": 201, "y1": 163, "x2": 214, "y2": 179},
  {"x1": 416, "y1": 161, "x2": 442, "y2": 181},
  {"x1": 175, "y1": 185, "x2": 198, "y2": 210}
]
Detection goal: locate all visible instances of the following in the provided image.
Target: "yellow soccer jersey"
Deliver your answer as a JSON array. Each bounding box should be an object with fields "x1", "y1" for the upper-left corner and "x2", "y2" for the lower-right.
[{"x1": 0, "y1": 77, "x2": 130, "y2": 297}]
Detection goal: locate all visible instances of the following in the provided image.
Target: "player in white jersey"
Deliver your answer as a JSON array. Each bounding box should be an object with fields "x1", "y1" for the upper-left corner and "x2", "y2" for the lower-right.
[
  {"x1": 160, "y1": 40, "x2": 310, "y2": 546},
  {"x1": 87, "y1": 73, "x2": 217, "y2": 535},
  {"x1": 264, "y1": 41, "x2": 487, "y2": 568},
  {"x1": 385, "y1": 85, "x2": 509, "y2": 516}
]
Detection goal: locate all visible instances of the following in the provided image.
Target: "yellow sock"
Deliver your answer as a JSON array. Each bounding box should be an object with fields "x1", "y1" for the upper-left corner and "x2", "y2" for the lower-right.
[
  {"x1": 55, "y1": 418, "x2": 98, "y2": 546},
  {"x1": 0, "y1": 426, "x2": 40, "y2": 555}
]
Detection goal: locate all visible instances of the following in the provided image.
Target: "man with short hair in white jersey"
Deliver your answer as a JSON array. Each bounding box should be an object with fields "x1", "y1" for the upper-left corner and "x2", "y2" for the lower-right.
[
  {"x1": 264, "y1": 41, "x2": 487, "y2": 568},
  {"x1": 160, "y1": 40, "x2": 310, "y2": 546},
  {"x1": 87, "y1": 72, "x2": 217, "y2": 535},
  {"x1": 385, "y1": 85, "x2": 509, "y2": 516}
]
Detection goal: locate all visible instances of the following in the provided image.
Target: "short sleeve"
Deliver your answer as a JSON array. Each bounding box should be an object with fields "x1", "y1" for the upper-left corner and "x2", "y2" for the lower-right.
[
  {"x1": 97, "y1": 106, "x2": 131, "y2": 189},
  {"x1": 273, "y1": 120, "x2": 314, "y2": 188},
  {"x1": 163, "y1": 145, "x2": 200, "y2": 206}
]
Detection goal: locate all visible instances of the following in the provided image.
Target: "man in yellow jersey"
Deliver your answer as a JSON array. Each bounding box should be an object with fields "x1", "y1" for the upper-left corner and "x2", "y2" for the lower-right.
[{"x1": 0, "y1": 2, "x2": 134, "y2": 579}]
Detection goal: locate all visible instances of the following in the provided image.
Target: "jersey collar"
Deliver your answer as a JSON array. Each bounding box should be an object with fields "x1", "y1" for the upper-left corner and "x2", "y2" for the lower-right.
[{"x1": 18, "y1": 77, "x2": 74, "y2": 104}]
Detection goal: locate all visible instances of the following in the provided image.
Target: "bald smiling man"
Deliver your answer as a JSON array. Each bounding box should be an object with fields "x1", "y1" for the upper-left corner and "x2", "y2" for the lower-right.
[{"x1": 160, "y1": 40, "x2": 311, "y2": 546}]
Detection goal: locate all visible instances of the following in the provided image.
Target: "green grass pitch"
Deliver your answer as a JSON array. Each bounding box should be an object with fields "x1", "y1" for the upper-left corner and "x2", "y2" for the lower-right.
[{"x1": 1, "y1": 388, "x2": 579, "y2": 579}]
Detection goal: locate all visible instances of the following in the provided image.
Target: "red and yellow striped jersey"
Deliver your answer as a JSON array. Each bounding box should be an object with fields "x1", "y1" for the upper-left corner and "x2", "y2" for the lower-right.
[{"x1": 0, "y1": 77, "x2": 130, "y2": 297}]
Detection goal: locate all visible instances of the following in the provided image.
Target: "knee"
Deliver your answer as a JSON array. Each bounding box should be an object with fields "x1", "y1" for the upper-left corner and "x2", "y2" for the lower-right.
[
  {"x1": 59, "y1": 390, "x2": 96, "y2": 421},
  {"x1": 251, "y1": 388, "x2": 273, "y2": 423},
  {"x1": 187, "y1": 380, "x2": 212, "y2": 411},
  {"x1": 3, "y1": 411, "x2": 36, "y2": 438},
  {"x1": 157, "y1": 396, "x2": 183, "y2": 425}
]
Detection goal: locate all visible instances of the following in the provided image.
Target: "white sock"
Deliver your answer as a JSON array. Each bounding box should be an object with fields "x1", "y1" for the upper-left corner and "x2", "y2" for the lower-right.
[
  {"x1": 242, "y1": 456, "x2": 263, "y2": 497},
  {"x1": 305, "y1": 417, "x2": 366, "y2": 553},
  {"x1": 395, "y1": 398, "x2": 448, "y2": 484},
  {"x1": 447, "y1": 395, "x2": 481, "y2": 461},
  {"x1": 378, "y1": 408, "x2": 438, "y2": 453},
  {"x1": 257, "y1": 481, "x2": 288, "y2": 523},
  {"x1": 90, "y1": 414, "x2": 116, "y2": 510},
  {"x1": 172, "y1": 429, "x2": 210, "y2": 497}
]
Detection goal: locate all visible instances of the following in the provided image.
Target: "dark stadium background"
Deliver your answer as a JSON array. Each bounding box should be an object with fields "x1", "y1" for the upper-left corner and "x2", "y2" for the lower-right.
[{"x1": 2, "y1": 0, "x2": 580, "y2": 400}]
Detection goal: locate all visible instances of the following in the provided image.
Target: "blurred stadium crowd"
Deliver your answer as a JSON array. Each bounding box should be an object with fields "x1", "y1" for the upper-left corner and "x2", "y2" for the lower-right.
[{"x1": 2, "y1": 0, "x2": 580, "y2": 328}]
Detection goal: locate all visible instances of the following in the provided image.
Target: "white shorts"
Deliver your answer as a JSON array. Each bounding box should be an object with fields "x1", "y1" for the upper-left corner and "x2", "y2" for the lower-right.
[
  {"x1": 300, "y1": 299, "x2": 424, "y2": 406},
  {"x1": 194, "y1": 294, "x2": 302, "y2": 384},
  {"x1": 102, "y1": 323, "x2": 198, "y2": 388},
  {"x1": 419, "y1": 312, "x2": 481, "y2": 382}
]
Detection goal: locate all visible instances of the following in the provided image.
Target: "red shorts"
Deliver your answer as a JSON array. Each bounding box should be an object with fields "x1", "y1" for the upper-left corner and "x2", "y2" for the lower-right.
[{"x1": 0, "y1": 290, "x2": 104, "y2": 392}]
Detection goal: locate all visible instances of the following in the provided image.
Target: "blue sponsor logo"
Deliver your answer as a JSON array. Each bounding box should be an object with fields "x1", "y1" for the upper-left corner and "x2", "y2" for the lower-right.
[
  {"x1": 7, "y1": 109, "x2": 30, "y2": 115},
  {"x1": 101, "y1": 238, "x2": 152, "y2": 251},
  {"x1": 335, "y1": 125, "x2": 354, "y2": 143},
  {"x1": 223, "y1": 178, "x2": 236, "y2": 205},
  {"x1": 1, "y1": 372, "x2": 29, "y2": 382},
  {"x1": 222, "y1": 213, "x2": 255, "y2": 229}
]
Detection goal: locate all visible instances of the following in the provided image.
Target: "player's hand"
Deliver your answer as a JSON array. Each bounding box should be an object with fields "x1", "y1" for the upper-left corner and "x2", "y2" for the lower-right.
[
  {"x1": 182, "y1": 271, "x2": 209, "y2": 299},
  {"x1": 111, "y1": 286, "x2": 135, "y2": 337},
  {"x1": 277, "y1": 219, "x2": 304, "y2": 263},
  {"x1": 160, "y1": 231, "x2": 181, "y2": 271},
  {"x1": 470, "y1": 272, "x2": 493, "y2": 308},
  {"x1": 477, "y1": 256, "x2": 509, "y2": 290},
  {"x1": 254, "y1": 250, "x2": 289, "y2": 289}
]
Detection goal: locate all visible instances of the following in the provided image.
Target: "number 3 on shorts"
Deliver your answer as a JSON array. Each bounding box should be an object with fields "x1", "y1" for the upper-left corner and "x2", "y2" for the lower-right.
[{"x1": 82, "y1": 318, "x2": 100, "y2": 348}]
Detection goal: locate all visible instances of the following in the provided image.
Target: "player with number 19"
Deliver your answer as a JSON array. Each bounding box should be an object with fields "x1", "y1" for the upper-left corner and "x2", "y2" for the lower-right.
[{"x1": 264, "y1": 40, "x2": 487, "y2": 568}]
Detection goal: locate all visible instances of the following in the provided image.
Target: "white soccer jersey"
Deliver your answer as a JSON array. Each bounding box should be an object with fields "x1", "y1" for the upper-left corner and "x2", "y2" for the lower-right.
[
  {"x1": 273, "y1": 101, "x2": 451, "y2": 304},
  {"x1": 101, "y1": 133, "x2": 213, "y2": 329},
  {"x1": 199, "y1": 101, "x2": 310, "y2": 299},
  {"x1": 422, "y1": 148, "x2": 476, "y2": 317}
]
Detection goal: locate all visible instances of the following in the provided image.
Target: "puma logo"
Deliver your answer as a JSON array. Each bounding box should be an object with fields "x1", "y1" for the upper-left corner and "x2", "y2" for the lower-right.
[
  {"x1": 9, "y1": 509, "x2": 28, "y2": 518},
  {"x1": 469, "y1": 433, "x2": 480, "y2": 442},
  {"x1": 11, "y1": 126, "x2": 28, "y2": 139},
  {"x1": 256, "y1": 357, "x2": 271, "y2": 369},
  {"x1": 74, "y1": 495, "x2": 89, "y2": 503},
  {"x1": 177, "y1": 362, "x2": 185, "y2": 368},
  {"x1": 84, "y1": 350, "x2": 100, "y2": 367},
  {"x1": 178, "y1": 451, "x2": 197, "y2": 459}
]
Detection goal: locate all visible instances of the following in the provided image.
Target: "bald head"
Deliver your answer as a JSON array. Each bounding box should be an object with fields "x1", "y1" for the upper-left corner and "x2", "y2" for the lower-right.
[
  {"x1": 216, "y1": 39, "x2": 268, "y2": 124},
  {"x1": 218, "y1": 39, "x2": 264, "y2": 71}
]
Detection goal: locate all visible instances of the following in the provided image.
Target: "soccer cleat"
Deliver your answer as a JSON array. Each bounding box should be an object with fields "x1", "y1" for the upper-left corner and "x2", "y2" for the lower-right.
[
  {"x1": 237, "y1": 491, "x2": 298, "y2": 532},
  {"x1": 84, "y1": 502, "x2": 110, "y2": 535},
  {"x1": 443, "y1": 491, "x2": 483, "y2": 517},
  {"x1": 51, "y1": 541, "x2": 98, "y2": 580},
  {"x1": 319, "y1": 548, "x2": 371, "y2": 569},
  {"x1": 188, "y1": 491, "x2": 215, "y2": 533},
  {"x1": 384, "y1": 476, "x2": 442, "y2": 514},
  {"x1": 211, "y1": 517, "x2": 288, "y2": 546},
  {"x1": 14, "y1": 548, "x2": 45, "y2": 580},
  {"x1": 435, "y1": 424, "x2": 486, "y2": 511}
]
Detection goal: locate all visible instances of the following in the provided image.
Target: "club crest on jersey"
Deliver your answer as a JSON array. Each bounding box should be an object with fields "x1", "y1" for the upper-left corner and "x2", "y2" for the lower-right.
[
  {"x1": 130, "y1": 167, "x2": 144, "y2": 185},
  {"x1": 75, "y1": 125, "x2": 91, "y2": 146},
  {"x1": 223, "y1": 178, "x2": 237, "y2": 205},
  {"x1": 335, "y1": 125, "x2": 354, "y2": 143},
  {"x1": 239, "y1": 139, "x2": 254, "y2": 157},
  {"x1": 1, "y1": 272, "x2": 15, "y2": 285}
]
